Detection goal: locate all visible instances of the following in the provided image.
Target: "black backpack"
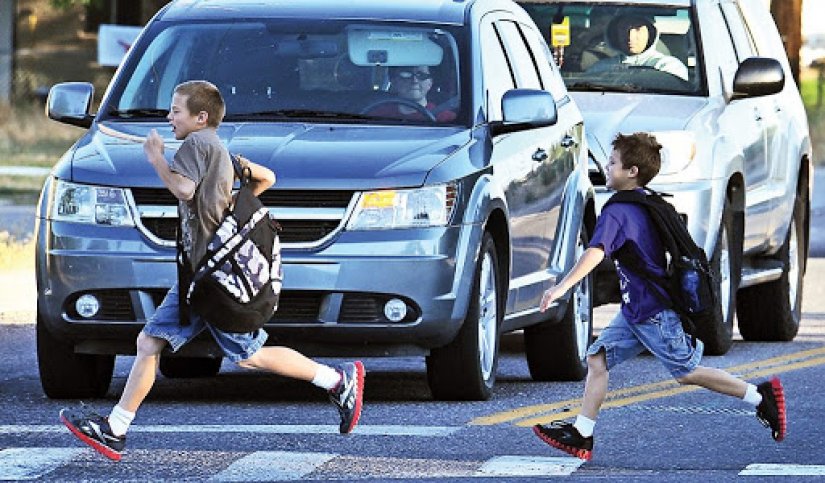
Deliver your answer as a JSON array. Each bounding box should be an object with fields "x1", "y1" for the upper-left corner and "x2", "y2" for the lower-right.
[
  {"x1": 178, "y1": 155, "x2": 282, "y2": 333},
  {"x1": 604, "y1": 188, "x2": 718, "y2": 336}
]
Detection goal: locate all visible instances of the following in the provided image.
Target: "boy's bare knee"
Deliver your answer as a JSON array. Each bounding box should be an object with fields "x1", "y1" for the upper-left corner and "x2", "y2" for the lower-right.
[
  {"x1": 586, "y1": 352, "x2": 607, "y2": 375},
  {"x1": 236, "y1": 353, "x2": 260, "y2": 370},
  {"x1": 136, "y1": 332, "x2": 166, "y2": 357},
  {"x1": 675, "y1": 372, "x2": 696, "y2": 385}
]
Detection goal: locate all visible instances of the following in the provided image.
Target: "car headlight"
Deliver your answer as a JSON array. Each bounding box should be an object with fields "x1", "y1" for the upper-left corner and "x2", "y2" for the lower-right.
[
  {"x1": 346, "y1": 183, "x2": 457, "y2": 230},
  {"x1": 650, "y1": 130, "x2": 697, "y2": 176},
  {"x1": 51, "y1": 179, "x2": 135, "y2": 226}
]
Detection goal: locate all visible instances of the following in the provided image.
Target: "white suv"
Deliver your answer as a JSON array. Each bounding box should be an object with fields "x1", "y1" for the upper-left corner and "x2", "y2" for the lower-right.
[{"x1": 520, "y1": 0, "x2": 812, "y2": 354}]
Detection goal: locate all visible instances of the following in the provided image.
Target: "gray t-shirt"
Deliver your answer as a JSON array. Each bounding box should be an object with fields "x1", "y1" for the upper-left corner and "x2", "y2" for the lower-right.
[{"x1": 169, "y1": 128, "x2": 234, "y2": 269}]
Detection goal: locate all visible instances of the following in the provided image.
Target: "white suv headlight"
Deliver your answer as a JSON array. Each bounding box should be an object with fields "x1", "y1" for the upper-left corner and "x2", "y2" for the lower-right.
[
  {"x1": 51, "y1": 179, "x2": 135, "y2": 226},
  {"x1": 650, "y1": 130, "x2": 697, "y2": 176},
  {"x1": 346, "y1": 183, "x2": 457, "y2": 230}
]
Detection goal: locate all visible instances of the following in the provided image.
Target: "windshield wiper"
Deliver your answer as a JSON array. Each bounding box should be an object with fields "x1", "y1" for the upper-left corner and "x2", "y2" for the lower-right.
[
  {"x1": 108, "y1": 108, "x2": 170, "y2": 118},
  {"x1": 226, "y1": 109, "x2": 373, "y2": 121}
]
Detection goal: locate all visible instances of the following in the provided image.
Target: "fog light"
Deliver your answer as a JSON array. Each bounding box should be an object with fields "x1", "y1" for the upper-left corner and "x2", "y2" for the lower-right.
[
  {"x1": 383, "y1": 298, "x2": 407, "y2": 322},
  {"x1": 75, "y1": 294, "x2": 100, "y2": 318}
]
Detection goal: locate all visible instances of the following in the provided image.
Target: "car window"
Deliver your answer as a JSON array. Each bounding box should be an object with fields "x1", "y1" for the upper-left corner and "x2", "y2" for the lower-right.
[
  {"x1": 518, "y1": 22, "x2": 567, "y2": 99},
  {"x1": 480, "y1": 18, "x2": 515, "y2": 121},
  {"x1": 703, "y1": 4, "x2": 741, "y2": 93},
  {"x1": 520, "y1": 3, "x2": 703, "y2": 95},
  {"x1": 106, "y1": 20, "x2": 466, "y2": 126},
  {"x1": 720, "y1": 2, "x2": 757, "y2": 62},
  {"x1": 495, "y1": 21, "x2": 543, "y2": 89}
]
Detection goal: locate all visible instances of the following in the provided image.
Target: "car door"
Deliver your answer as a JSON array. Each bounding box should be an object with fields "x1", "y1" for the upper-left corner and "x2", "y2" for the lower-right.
[
  {"x1": 481, "y1": 17, "x2": 572, "y2": 316},
  {"x1": 715, "y1": 1, "x2": 773, "y2": 251},
  {"x1": 737, "y1": 0, "x2": 798, "y2": 236}
]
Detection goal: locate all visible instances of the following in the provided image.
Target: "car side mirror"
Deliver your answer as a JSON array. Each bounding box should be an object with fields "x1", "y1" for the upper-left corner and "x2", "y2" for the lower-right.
[
  {"x1": 731, "y1": 57, "x2": 785, "y2": 101},
  {"x1": 47, "y1": 82, "x2": 95, "y2": 128},
  {"x1": 490, "y1": 89, "x2": 557, "y2": 136}
]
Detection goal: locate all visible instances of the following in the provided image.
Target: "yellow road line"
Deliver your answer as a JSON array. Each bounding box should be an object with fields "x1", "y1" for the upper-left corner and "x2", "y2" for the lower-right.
[{"x1": 471, "y1": 346, "x2": 825, "y2": 427}]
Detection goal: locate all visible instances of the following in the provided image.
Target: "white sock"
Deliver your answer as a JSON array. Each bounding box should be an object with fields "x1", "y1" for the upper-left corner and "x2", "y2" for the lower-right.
[
  {"x1": 573, "y1": 415, "x2": 596, "y2": 438},
  {"x1": 311, "y1": 365, "x2": 342, "y2": 391},
  {"x1": 743, "y1": 383, "x2": 762, "y2": 406},
  {"x1": 107, "y1": 405, "x2": 135, "y2": 437}
]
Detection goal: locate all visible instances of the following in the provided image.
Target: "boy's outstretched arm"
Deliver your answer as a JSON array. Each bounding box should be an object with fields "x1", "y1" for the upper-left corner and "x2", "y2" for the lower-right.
[
  {"x1": 238, "y1": 156, "x2": 276, "y2": 196},
  {"x1": 540, "y1": 246, "x2": 605, "y2": 312}
]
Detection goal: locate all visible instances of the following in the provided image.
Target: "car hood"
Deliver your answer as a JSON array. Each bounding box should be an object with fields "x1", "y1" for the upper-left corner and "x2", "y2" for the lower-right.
[
  {"x1": 572, "y1": 92, "x2": 707, "y2": 172},
  {"x1": 67, "y1": 121, "x2": 469, "y2": 189}
]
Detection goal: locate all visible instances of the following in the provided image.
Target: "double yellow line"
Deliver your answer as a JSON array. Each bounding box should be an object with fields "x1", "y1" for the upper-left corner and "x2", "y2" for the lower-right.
[{"x1": 471, "y1": 345, "x2": 825, "y2": 427}]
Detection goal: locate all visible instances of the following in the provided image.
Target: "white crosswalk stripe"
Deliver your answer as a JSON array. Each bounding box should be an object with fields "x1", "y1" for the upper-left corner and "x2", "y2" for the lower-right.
[
  {"x1": 0, "y1": 442, "x2": 816, "y2": 480},
  {"x1": 739, "y1": 464, "x2": 825, "y2": 476},
  {"x1": 0, "y1": 448, "x2": 83, "y2": 480},
  {"x1": 211, "y1": 451, "x2": 337, "y2": 481}
]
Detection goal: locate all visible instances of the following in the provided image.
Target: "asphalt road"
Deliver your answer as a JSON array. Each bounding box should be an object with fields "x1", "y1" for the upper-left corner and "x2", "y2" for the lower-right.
[
  {"x1": 1, "y1": 168, "x2": 825, "y2": 480},
  {"x1": 2, "y1": 264, "x2": 825, "y2": 481}
]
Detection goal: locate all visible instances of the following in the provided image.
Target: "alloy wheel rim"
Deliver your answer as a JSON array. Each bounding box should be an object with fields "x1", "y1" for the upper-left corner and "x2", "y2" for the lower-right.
[
  {"x1": 787, "y1": 219, "x2": 799, "y2": 311},
  {"x1": 477, "y1": 252, "x2": 497, "y2": 381}
]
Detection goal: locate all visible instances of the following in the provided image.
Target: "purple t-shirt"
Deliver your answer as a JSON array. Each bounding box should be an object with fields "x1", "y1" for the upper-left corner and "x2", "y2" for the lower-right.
[{"x1": 590, "y1": 192, "x2": 671, "y2": 324}]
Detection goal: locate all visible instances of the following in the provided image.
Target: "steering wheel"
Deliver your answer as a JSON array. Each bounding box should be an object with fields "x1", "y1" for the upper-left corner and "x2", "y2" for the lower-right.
[{"x1": 361, "y1": 98, "x2": 437, "y2": 122}]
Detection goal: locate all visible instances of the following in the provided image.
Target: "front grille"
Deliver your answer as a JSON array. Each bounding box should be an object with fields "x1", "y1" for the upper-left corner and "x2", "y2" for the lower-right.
[
  {"x1": 131, "y1": 188, "x2": 355, "y2": 245},
  {"x1": 132, "y1": 188, "x2": 352, "y2": 208},
  {"x1": 138, "y1": 218, "x2": 340, "y2": 244},
  {"x1": 141, "y1": 218, "x2": 178, "y2": 241}
]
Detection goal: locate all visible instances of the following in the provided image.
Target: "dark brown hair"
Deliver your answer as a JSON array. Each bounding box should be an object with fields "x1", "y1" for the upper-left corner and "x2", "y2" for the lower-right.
[
  {"x1": 611, "y1": 132, "x2": 662, "y2": 186},
  {"x1": 174, "y1": 80, "x2": 225, "y2": 127}
]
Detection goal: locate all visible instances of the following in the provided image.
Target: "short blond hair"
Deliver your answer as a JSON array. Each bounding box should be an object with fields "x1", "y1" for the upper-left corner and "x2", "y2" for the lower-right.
[{"x1": 174, "y1": 80, "x2": 225, "y2": 127}]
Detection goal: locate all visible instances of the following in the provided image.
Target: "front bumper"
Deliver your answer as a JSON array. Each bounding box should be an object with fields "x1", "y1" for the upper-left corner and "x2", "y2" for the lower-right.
[{"x1": 37, "y1": 219, "x2": 478, "y2": 357}]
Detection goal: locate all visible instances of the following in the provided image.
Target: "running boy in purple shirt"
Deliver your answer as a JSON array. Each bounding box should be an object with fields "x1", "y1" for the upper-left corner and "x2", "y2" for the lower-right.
[{"x1": 532, "y1": 132, "x2": 786, "y2": 461}]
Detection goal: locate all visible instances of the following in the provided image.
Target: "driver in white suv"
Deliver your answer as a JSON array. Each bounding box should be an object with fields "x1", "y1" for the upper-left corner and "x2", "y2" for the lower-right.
[{"x1": 588, "y1": 14, "x2": 688, "y2": 81}]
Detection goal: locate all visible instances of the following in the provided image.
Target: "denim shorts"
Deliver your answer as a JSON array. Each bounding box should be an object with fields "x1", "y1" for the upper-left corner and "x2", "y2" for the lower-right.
[
  {"x1": 586, "y1": 308, "x2": 704, "y2": 378},
  {"x1": 142, "y1": 283, "x2": 268, "y2": 363}
]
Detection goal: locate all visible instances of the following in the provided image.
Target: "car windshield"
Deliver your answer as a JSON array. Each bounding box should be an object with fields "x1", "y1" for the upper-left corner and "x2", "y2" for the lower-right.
[
  {"x1": 104, "y1": 19, "x2": 466, "y2": 125},
  {"x1": 521, "y1": 3, "x2": 703, "y2": 95}
]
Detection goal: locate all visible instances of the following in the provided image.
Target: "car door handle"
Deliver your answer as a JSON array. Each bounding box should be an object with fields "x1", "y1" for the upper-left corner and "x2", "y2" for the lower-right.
[
  {"x1": 754, "y1": 108, "x2": 762, "y2": 122},
  {"x1": 532, "y1": 148, "x2": 548, "y2": 162},
  {"x1": 561, "y1": 135, "x2": 577, "y2": 148}
]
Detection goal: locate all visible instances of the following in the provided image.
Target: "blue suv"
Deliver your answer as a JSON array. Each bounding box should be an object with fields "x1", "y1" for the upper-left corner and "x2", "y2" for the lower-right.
[{"x1": 38, "y1": 0, "x2": 595, "y2": 401}]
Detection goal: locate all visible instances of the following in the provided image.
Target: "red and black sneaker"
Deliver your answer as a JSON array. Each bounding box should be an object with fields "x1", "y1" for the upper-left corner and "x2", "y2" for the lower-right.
[
  {"x1": 756, "y1": 377, "x2": 787, "y2": 442},
  {"x1": 533, "y1": 421, "x2": 593, "y2": 461},
  {"x1": 329, "y1": 361, "x2": 365, "y2": 434},
  {"x1": 59, "y1": 407, "x2": 125, "y2": 461}
]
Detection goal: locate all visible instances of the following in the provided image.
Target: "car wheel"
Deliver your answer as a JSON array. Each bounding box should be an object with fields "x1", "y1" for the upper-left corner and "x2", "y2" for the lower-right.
[
  {"x1": 696, "y1": 200, "x2": 739, "y2": 355},
  {"x1": 426, "y1": 233, "x2": 501, "y2": 401},
  {"x1": 159, "y1": 356, "x2": 223, "y2": 378},
  {"x1": 737, "y1": 197, "x2": 805, "y2": 341},
  {"x1": 36, "y1": 311, "x2": 114, "y2": 399},
  {"x1": 524, "y1": 224, "x2": 593, "y2": 381}
]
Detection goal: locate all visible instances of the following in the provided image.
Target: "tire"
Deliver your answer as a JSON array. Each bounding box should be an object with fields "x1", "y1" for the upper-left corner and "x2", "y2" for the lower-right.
[
  {"x1": 737, "y1": 197, "x2": 805, "y2": 341},
  {"x1": 696, "y1": 201, "x2": 740, "y2": 355},
  {"x1": 36, "y1": 312, "x2": 114, "y2": 399},
  {"x1": 426, "y1": 233, "x2": 501, "y2": 401},
  {"x1": 524, "y1": 224, "x2": 593, "y2": 381},
  {"x1": 159, "y1": 356, "x2": 223, "y2": 379}
]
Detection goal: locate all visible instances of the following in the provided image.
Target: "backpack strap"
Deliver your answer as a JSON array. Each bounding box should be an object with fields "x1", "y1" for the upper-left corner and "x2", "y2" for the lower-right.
[{"x1": 231, "y1": 154, "x2": 253, "y2": 187}]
